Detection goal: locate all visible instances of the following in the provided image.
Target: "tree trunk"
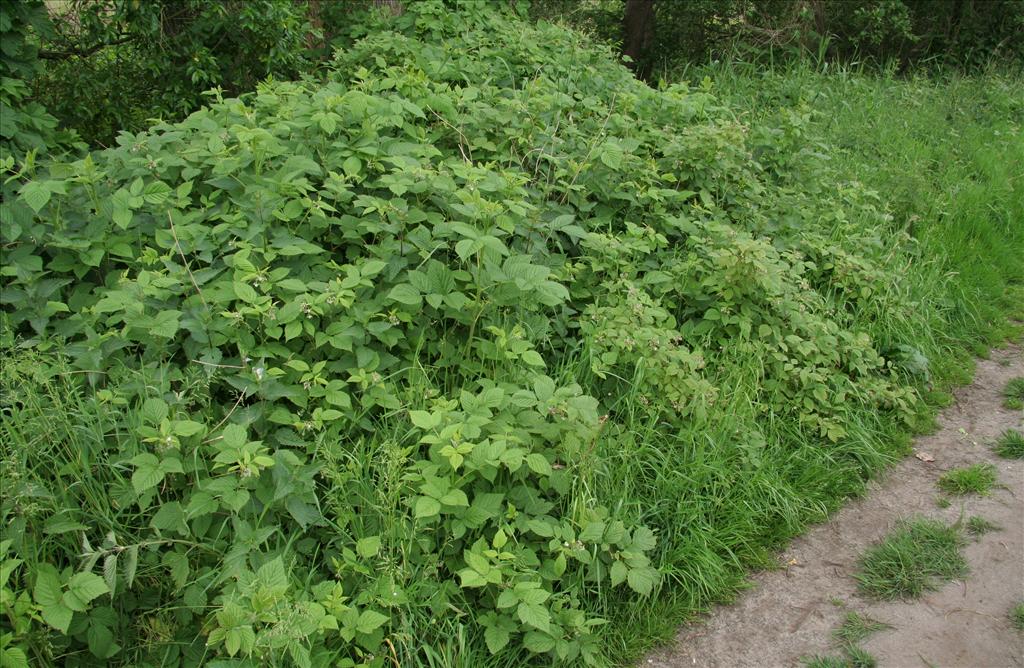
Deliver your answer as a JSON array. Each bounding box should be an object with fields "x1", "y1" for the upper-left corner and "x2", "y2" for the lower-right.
[
  {"x1": 622, "y1": 0, "x2": 654, "y2": 77},
  {"x1": 373, "y1": 0, "x2": 403, "y2": 16}
]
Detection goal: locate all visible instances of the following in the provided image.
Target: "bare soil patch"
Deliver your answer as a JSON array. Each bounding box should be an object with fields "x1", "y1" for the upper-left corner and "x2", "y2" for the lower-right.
[{"x1": 646, "y1": 347, "x2": 1024, "y2": 668}]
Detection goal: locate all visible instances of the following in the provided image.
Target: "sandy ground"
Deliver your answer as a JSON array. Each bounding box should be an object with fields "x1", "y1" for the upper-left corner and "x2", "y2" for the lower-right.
[{"x1": 645, "y1": 346, "x2": 1024, "y2": 668}]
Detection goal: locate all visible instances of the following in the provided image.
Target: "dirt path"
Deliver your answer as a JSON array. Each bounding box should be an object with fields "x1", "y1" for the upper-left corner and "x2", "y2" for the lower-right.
[{"x1": 645, "y1": 346, "x2": 1024, "y2": 668}]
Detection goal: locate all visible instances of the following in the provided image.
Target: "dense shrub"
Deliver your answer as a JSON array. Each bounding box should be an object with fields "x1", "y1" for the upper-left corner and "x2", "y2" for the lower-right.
[
  {"x1": 0, "y1": 1, "x2": 80, "y2": 161},
  {"x1": 0, "y1": 2, "x2": 983, "y2": 666}
]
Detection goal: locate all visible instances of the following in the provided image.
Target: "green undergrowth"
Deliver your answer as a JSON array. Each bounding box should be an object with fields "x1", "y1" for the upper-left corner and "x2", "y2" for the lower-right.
[
  {"x1": 0, "y1": 3, "x2": 1021, "y2": 667},
  {"x1": 855, "y1": 518, "x2": 967, "y2": 599}
]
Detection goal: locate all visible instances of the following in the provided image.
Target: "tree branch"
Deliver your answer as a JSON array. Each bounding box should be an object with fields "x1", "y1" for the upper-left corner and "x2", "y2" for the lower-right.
[{"x1": 38, "y1": 34, "x2": 134, "y2": 60}]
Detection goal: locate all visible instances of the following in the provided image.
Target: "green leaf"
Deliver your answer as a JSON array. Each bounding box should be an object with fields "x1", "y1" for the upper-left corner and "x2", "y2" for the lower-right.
[
  {"x1": 523, "y1": 631, "x2": 556, "y2": 653},
  {"x1": 517, "y1": 601, "x2": 550, "y2": 632},
  {"x1": 221, "y1": 424, "x2": 247, "y2": 448},
  {"x1": 409, "y1": 410, "x2": 441, "y2": 430},
  {"x1": 63, "y1": 572, "x2": 109, "y2": 611},
  {"x1": 130, "y1": 454, "x2": 164, "y2": 494},
  {"x1": 40, "y1": 603, "x2": 73, "y2": 634},
  {"x1": 87, "y1": 622, "x2": 120, "y2": 659},
  {"x1": 172, "y1": 420, "x2": 205, "y2": 437},
  {"x1": 520, "y1": 350, "x2": 545, "y2": 367},
  {"x1": 356, "y1": 536, "x2": 381, "y2": 559},
  {"x1": 342, "y1": 156, "x2": 362, "y2": 178},
  {"x1": 525, "y1": 453, "x2": 552, "y2": 476},
  {"x1": 458, "y1": 568, "x2": 487, "y2": 588},
  {"x1": 163, "y1": 551, "x2": 190, "y2": 589},
  {"x1": 626, "y1": 566, "x2": 657, "y2": 596},
  {"x1": 143, "y1": 180, "x2": 172, "y2": 205},
  {"x1": 110, "y1": 188, "x2": 133, "y2": 228},
  {"x1": 387, "y1": 283, "x2": 421, "y2": 306},
  {"x1": 631, "y1": 526, "x2": 657, "y2": 552},
  {"x1": 233, "y1": 281, "x2": 260, "y2": 303},
  {"x1": 356, "y1": 609, "x2": 389, "y2": 635},
  {"x1": 0, "y1": 645, "x2": 29, "y2": 668},
  {"x1": 610, "y1": 560, "x2": 628, "y2": 587},
  {"x1": 19, "y1": 181, "x2": 51, "y2": 213},
  {"x1": 414, "y1": 496, "x2": 441, "y2": 519},
  {"x1": 484, "y1": 624, "x2": 510, "y2": 654},
  {"x1": 42, "y1": 516, "x2": 89, "y2": 535},
  {"x1": 141, "y1": 398, "x2": 169, "y2": 425},
  {"x1": 33, "y1": 566, "x2": 64, "y2": 609}
]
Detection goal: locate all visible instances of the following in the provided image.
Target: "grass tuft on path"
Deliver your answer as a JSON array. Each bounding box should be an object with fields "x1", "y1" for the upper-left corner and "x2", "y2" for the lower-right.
[
  {"x1": 833, "y1": 611, "x2": 892, "y2": 645},
  {"x1": 993, "y1": 429, "x2": 1024, "y2": 459},
  {"x1": 855, "y1": 518, "x2": 967, "y2": 599},
  {"x1": 937, "y1": 463, "x2": 999, "y2": 495},
  {"x1": 1003, "y1": 377, "x2": 1024, "y2": 410}
]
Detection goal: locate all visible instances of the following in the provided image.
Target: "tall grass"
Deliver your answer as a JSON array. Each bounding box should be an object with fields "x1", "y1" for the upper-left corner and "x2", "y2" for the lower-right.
[{"x1": 589, "y1": 64, "x2": 1023, "y2": 662}]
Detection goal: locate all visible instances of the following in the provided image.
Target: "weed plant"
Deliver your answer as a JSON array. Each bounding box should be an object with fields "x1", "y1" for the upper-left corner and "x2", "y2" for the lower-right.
[
  {"x1": 855, "y1": 518, "x2": 967, "y2": 599},
  {"x1": 0, "y1": 2, "x2": 1022, "y2": 666}
]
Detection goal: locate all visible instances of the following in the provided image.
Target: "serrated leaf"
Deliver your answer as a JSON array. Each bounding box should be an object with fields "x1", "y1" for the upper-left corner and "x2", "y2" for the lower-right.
[
  {"x1": 19, "y1": 181, "x2": 51, "y2": 213},
  {"x1": 414, "y1": 496, "x2": 441, "y2": 519},
  {"x1": 342, "y1": 156, "x2": 362, "y2": 178},
  {"x1": 610, "y1": 560, "x2": 628, "y2": 587},
  {"x1": 387, "y1": 283, "x2": 421, "y2": 306},
  {"x1": 63, "y1": 572, "x2": 108, "y2": 611},
  {"x1": 356, "y1": 609, "x2": 389, "y2": 634},
  {"x1": 103, "y1": 554, "x2": 118, "y2": 597},
  {"x1": 523, "y1": 631, "x2": 556, "y2": 653},
  {"x1": 525, "y1": 453, "x2": 552, "y2": 476},
  {"x1": 87, "y1": 622, "x2": 120, "y2": 659},
  {"x1": 33, "y1": 566, "x2": 63, "y2": 608},
  {"x1": 631, "y1": 526, "x2": 657, "y2": 552},
  {"x1": 517, "y1": 601, "x2": 550, "y2": 632},
  {"x1": 520, "y1": 350, "x2": 545, "y2": 367},
  {"x1": 356, "y1": 536, "x2": 381, "y2": 559},
  {"x1": 124, "y1": 546, "x2": 139, "y2": 589},
  {"x1": 130, "y1": 454, "x2": 164, "y2": 494},
  {"x1": 409, "y1": 410, "x2": 441, "y2": 430},
  {"x1": 458, "y1": 568, "x2": 487, "y2": 588},
  {"x1": 484, "y1": 623, "x2": 510, "y2": 654},
  {"x1": 233, "y1": 281, "x2": 260, "y2": 303},
  {"x1": 626, "y1": 566, "x2": 657, "y2": 596},
  {"x1": 172, "y1": 420, "x2": 205, "y2": 437},
  {"x1": 40, "y1": 602, "x2": 73, "y2": 633}
]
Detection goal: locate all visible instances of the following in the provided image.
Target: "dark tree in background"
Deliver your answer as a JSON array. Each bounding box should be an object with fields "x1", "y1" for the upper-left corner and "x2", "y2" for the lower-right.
[
  {"x1": 534, "y1": 0, "x2": 1024, "y2": 78},
  {"x1": 622, "y1": 0, "x2": 655, "y2": 76}
]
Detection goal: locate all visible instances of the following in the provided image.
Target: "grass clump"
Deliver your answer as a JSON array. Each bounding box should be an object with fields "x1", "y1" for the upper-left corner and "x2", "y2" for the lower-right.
[
  {"x1": 803, "y1": 647, "x2": 878, "y2": 668},
  {"x1": 1003, "y1": 377, "x2": 1024, "y2": 410},
  {"x1": 965, "y1": 516, "x2": 1001, "y2": 536},
  {"x1": 804, "y1": 656, "x2": 851, "y2": 668},
  {"x1": 993, "y1": 429, "x2": 1024, "y2": 459},
  {"x1": 1012, "y1": 602, "x2": 1024, "y2": 631},
  {"x1": 855, "y1": 518, "x2": 967, "y2": 599},
  {"x1": 833, "y1": 612, "x2": 892, "y2": 645},
  {"x1": 937, "y1": 463, "x2": 999, "y2": 495}
]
